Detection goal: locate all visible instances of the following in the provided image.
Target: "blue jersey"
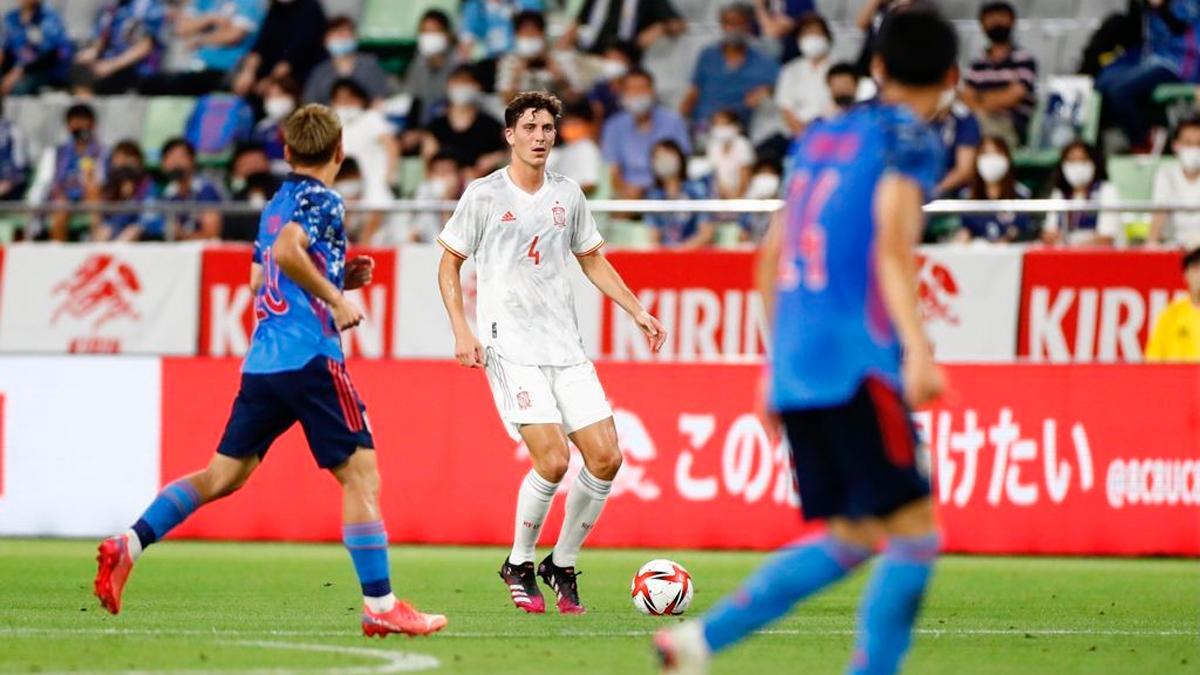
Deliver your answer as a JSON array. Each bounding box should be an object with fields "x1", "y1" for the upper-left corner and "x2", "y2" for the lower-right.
[
  {"x1": 244, "y1": 173, "x2": 347, "y2": 374},
  {"x1": 771, "y1": 102, "x2": 942, "y2": 410}
]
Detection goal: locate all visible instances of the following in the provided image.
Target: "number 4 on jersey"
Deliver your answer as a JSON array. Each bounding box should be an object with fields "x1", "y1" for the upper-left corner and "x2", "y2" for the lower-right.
[{"x1": 527, "y1": 235, "x2": 541, "y2": 266}]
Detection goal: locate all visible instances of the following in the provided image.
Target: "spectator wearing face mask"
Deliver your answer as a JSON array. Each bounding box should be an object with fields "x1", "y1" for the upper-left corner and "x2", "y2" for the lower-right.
[
  {"x1": 740, "y1": 157, "x2": 782, "y2": 239},
  {"x1": 1, "y1": 0, "x2": 74, "y2": 95},
  {"x1": 681, "y1": 2, "x2": 779, "y2": 128},
  {"x1": 601, "y1": 68, "x2": 691, "y2": 198},
  {"x1": 332, "y1": 77, "x2": 397, "y2": 243},
  {"x1": 775, "y1": 13, "x2": 834, "y2": 136},
  {"x1": 232, "y1": 0, "x2": 327, "y2": 99},
  {"x1": 398, "y1": 151, "x2": 462, "y2": 244},
  {"x1": 92, "y1": 139, "x2": 159, "y2": 242},
  {"x1": 751, "y1": 0, "x2": 816, "y2": 61},
  {"x1": 32, "y1": 103, "x2": 107, "y2": 241},
  {"x1": 586, "y1": 41, "x2": 638, "y2": 122},
  {"x1": 548, "y1": 104, "x2": 603, "y2": 195},
  {"x1": 302, "y1": 15, "x2": 391, "y2": 105},
  {"x1": 1145, "y1": 246, "x2": 1200, "y2": 361},
  {"x1": 957, "y1": 135, "x2": 1033, "y2": 243},
  {"x1": 1043, "y1": 141, "x2": 1121, "y2": 246},
  {"x1": 221, "y1": 141, "x2": 279, "y2": 241},
  {"x1": 404, "y1": 9, "x2": 461, "y2": 128},
  {"x1": 422, "y1": 65, "x2": 507, "y2": 181},
  {"x1": 458, "y1": 0, "x2": 543, "y2": 63},
  {"x1": 706, "y1": 109, "x2": 755, "y2": 199},
  {"x1": 824, "y1": 62, "x2": 861, "y2": 117},
  {"x1": 961, "y1": 1, "x2": 1037, "y2": 149},
  {"x1": 496, "y1": 11, "x2": 581, "y2": 103},
  {"x1": 254, "y1": 75, "x2": 298, "y2": 174},
  {"x1": 644, "y1": 139, "x2": 714, "y2": 247},
  {"x1": 559, "y1": 0, "x2": 683, "y2": 55},
  {"x1": 933, "y1": 93, "x2": 982, "y2": 198},
  {"x1": 1152, "y1": 116, "x2": 1200, "y2": 247},
  {"x1": 157, "y1": 137, "x2": 223, "y2": 240}
]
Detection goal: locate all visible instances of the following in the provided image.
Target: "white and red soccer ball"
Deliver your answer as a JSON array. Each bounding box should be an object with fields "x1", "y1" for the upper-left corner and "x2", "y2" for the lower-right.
[{"x1": 631, "y1": 559, "x2": 694, "y2": 615}]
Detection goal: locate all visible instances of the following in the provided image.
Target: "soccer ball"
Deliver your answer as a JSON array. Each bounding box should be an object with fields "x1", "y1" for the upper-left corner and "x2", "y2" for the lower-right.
[{"x1": 631, "y1": 559, "x2": 694, "y2": 616}]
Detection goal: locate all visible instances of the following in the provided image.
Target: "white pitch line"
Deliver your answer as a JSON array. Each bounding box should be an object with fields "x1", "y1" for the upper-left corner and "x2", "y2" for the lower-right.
[{"x1": 0, "y1": 627, "x2": 1193, "y2": 639}]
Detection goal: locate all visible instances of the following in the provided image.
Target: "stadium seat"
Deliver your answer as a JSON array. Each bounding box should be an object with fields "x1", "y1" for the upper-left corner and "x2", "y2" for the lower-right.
[
  {"x1": 95, "y1": 95, "x2": 149, "y2": 150},
  {"x1": 397, "y1": 156, "x2": 425, "y2": 198},
  {"x1": 324, "y1": 0, "x2": 365, "y2": 21},
  {"x1": 7, "y1": 93, "x2": 73, "y2": 160},
  {"x1": 1016, "y1": 76, "x2": 1101, "y2": 169},
  {"x1": 1107, "y1": 155, "x2": 1164, "y2": 201},
  {"x1": 141, "y1": 97, "x2": 197, "y2": 166},
  {"x1": 713, "y1": 223, "x2": 744, "y2": 249},
  {"x1": 62, "y1": 0, "x2": 107, "y2": 41},
  {"x1": 359, "y1": 0, "x2": 457, "y2": 43}
]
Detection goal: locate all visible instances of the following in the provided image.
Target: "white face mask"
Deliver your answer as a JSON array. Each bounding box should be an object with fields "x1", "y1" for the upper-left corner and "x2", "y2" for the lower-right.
[
  {"x1": 446, "y1": 85, "x2": 478, "y2": 106},
  {"x1": 976, "y1": 152, "x2": 1010, "y2": 183},
  {"x1": 798, "y1": 34, "x2": 830, "y2": 59},
  {"x1": 336, "y1": 179, "x2": 363, "y2": 199},
  {"x1": 424, "y1": 176, "x2": 453, "y2": 198},
  {"x1": 1179, "y1": 146, "x2": 1200, "y2": 172},
  {"x1": 248, "y1": 192, "x2": 267, "y2": 207},
  {"x1": 515, "y1": 36, "x2": 544, "y2": 58},
  {"x1": 417, "y1": 31, "x2": 448, "y2": 57},
  {"x1": 601, "y1": 58, "x2": 628, "y2": 80},
  {"x1": 652, "y1": 153, "x2": 681, "y2": 179},
  {"x1": 1062, "y1": 160, "x2": 1095, "y2": 189},
  {"x1": 334, "y1": 105, "x2": 363, "y2": 124},
  {"x1": 746, "y1": 173, "x2": 781, "y2": 198},
  {"x1": 264, "y1": 97, "x2": 295, "y2": 121},
  {"x1": 710, "y1": 124, "x2": 738, "y2": 144},
  {"x1": 623, "y1": 95, "x2": 653, "y2": 116}
]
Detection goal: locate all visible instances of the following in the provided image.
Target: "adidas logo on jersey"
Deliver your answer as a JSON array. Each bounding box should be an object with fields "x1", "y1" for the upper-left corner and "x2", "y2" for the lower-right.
[{"x1": 501, "y1": 211, "x2": 517, "y2": 223}]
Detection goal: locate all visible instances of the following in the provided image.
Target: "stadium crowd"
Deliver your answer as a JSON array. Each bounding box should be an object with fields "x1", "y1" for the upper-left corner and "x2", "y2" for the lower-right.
[{"x1": 0, "y1": 0, "x2": 1199, "y2": 248}]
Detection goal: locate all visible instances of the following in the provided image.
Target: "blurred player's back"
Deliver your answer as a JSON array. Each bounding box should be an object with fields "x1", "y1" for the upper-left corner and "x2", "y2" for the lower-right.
[{"x1": 772, "y1": 103, "x2": 943, "y2": 409}]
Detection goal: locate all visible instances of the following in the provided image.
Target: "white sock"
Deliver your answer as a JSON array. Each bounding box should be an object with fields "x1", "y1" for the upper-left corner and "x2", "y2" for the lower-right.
[
  {"x1": 552, "y1": 467, "x2": 612, "y2": 568},
  {"x1": 510, "y1": 470, "x2": 560, "y2": 565},
  {"x1": 124, "y1": 529, "x2": 143, "y2": 562},
  {"x1": 364, "y1": 592, "x2": 396, "y2": 613}
]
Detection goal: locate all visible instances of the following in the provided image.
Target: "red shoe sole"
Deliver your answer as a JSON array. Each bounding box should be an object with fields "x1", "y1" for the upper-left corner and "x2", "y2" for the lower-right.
[
  {"x1": 361, "y1": 616, "x2": 448, "y2": 638},
  {"x1": 93, "y1": 540, "x2": 122, "y2": 615}
]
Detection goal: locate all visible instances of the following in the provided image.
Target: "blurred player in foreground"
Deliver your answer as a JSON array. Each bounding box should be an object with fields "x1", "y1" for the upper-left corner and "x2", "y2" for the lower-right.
[
  {"x1": 656, "y1": 7, "x2": 955, "y2": 674},
  {"x1": 93, "y1": 104, "x2": 447, "y2": 638},
  {"x1": 437, "y1": 91, "x2": 666, "y2": 614}
]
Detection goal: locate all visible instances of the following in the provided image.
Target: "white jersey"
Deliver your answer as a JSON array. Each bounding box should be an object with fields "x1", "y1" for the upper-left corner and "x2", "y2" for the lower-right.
[{"x1": 438, "y1": 168, "x2": 604, "y2": 366}]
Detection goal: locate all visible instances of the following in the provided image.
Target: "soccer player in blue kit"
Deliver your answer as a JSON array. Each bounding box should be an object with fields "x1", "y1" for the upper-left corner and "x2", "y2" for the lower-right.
[
  {"x1": 93, "y1": 104, "x2": 447, "y2": 638},
  {"x1": 656, "y1": 8, "x2": 955, "y2": 674}
]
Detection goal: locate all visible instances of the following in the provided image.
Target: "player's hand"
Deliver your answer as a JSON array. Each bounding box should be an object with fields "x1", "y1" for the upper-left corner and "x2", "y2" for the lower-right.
[
  {"x1": 635, "y1": 311, "x2": 667, "y2": 353},
  {"x1": 331, "y1": 296, "x2": 365, "y2": 331},
  {"x1": 454, "y1": 331, "x2": 485, "y2": 368},
  {"x1": 902, "y1": 350, "x2": 946, "y2": 408},
  {"x1": 344, "y1": 255, "x2": 375, "y2": 290}
]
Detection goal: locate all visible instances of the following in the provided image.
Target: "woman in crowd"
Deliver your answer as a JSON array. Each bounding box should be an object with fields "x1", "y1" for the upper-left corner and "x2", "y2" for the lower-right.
[
  {"x1": 644, "y1": 139, "x2": 714, "y2": 247},
  {"x1": 1042, "y1": 140, "x2": 1121, "y2": 246},
  {"x1": 706, "y1": 108, "x2": 754, "y2": 200},
  {"x1": 958, "y1": 135, "x2": 1034, "y2": 242}
]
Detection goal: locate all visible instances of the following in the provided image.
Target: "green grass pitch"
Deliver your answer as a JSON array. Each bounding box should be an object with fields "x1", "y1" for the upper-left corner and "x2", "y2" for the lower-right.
[{"x1": 0, "y1": 540, "x2": 1196, "y2": 673}]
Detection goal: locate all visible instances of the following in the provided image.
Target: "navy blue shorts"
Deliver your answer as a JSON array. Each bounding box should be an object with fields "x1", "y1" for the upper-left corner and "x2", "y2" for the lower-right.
[
  {"x1": 782, "y1": 375, "x2": 929, "y2": 521},
  {"x1": 216, "y1": 356, "x2": 374, "y2": 470}
]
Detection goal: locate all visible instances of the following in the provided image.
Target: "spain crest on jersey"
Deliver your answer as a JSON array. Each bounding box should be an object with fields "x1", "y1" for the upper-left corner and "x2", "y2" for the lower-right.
[{"x1": 551, "y1": 203, "x2": 566, "y2": 229}]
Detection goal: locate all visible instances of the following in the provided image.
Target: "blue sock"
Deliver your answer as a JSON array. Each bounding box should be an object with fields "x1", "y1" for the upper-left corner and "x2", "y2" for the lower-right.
[
  {"x1": 849, "y1": 533, "x2": 940, "y2": 675},
  {"x1": 131, "y1": 479, "x2": 201, "y2": 548},
  {"x1": 702, "y1": 535, "x2": 873, "y2": 652},
  {"x1": 343, "y1": 521, "x2": 392, "y2": 599}
]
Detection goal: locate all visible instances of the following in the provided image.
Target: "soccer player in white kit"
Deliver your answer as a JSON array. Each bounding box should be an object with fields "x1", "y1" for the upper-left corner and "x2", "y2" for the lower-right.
[{"x1": 437, "y1": 91, "x2": 667, "y2": 614}]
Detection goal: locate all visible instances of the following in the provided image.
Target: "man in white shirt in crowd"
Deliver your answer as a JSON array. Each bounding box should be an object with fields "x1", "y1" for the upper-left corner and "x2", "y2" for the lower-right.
[{"x1": 1152, "y1": 116, "x2": 1200, "y2": 248}]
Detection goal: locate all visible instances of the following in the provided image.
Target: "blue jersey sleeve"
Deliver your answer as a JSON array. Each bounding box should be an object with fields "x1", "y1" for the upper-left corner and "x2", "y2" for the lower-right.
[
  {"x1": 290, "y1": 186, "x2": 344, "y2": 249},
  {"x1": 883, "y1": 115, "x2": 943, "y2": 201}
]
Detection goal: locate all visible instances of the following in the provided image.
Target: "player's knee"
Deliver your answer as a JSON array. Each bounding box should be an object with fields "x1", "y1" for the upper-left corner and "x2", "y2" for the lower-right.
[
  {"x1": 590, "y1": 449, "x2": 623, "y2": 481},
  {"x1": 535, "y1": 451, "x2": 570, "y2": 483}
]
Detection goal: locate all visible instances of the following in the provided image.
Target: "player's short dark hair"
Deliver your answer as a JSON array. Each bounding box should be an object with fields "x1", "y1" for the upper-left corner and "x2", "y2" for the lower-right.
[
  {"x1": 505, "y1": 91, "x2": 562, "y2": 128},
  {"x1": 514, "y1": 10, "x2": 545, "y2": 33},
  {"x1": 330, "y1": 77, "x2": 370, "y2": 105},
  {"x1": 1183, "y1": 247, "x2": 1200, "y2": 271},
  {"x1": 161, "y1": 137, "x2": 195, "y2": 160},
  {"x1": 420, "y1": 8, "x2": 452, "y2": 32},
  {"x1": 1174, "y1": 114, "x2": 1200, "y2": 142},
  {"x1": 979, "y1": 1, "x2": 1017, "y2": 21},
  {"x1": 66, "y1": 102, "x2": 95, "y2": 123},
  {"x1": 826, "y1": 62, "x2": 859, "y2": 84},
  {"x1": 795, "y1": 12, "x2": 831, "y2": 40},
  {"x1": 876, "y1": 7, "x2": 958, "y2": 87},
  {"x1": 326, "y1": 15, "x2": 355, "y2": 33}
]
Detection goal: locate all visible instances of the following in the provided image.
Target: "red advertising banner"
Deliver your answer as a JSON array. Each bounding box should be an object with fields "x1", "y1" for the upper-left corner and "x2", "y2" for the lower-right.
[
  {"x1": 198, "y1": 245, "x2": 397, "y2": 358},
  {"x1": 1018, "y1": 249, "x2": 1187, "y2": 363},
  {"x1": 161, "y1": 359, "x2": 1200, "y2": 555}
]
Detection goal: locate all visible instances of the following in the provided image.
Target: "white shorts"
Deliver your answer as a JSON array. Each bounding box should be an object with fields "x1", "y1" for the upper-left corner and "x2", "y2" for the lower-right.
[{"x1": 484, "y1": 348, "x2": 613, "y2": 441}]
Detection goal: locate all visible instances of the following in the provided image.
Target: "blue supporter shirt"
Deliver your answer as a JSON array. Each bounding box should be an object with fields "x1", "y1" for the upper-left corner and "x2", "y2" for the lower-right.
[
  {"x1": 3, "y1": 3, "x2": 73, "y2": 77},
  {"x1": 600, "y1": 106, "x2": 691, "y2": 190},
  {"x1": 245, "y1": 173, "x2": 347, "y2": 374},
  {"x1": 689, "y1": 43, "x2": 780, "y2": 124},
  {"x1": 91, "y1": 0, "x2": 167, "y2": 76},
  {"x1": 158, "y1": 175, "x2": 223, "y2": 235},
  {"x1": 188, "y1": 0, "x2": 265, "y2": 72},
  {"x1": 645, "y1": 179, "x2": 710, "y2": 244},
  {"x1": 936, "y1": 101, "x2": 981, "y2": 179},
  {"x1": 771, "y1": 102, "x2": 942, "y2": 410},
  {"x1": 460, "y1": 0, "x2": 542, "y2": 58}
]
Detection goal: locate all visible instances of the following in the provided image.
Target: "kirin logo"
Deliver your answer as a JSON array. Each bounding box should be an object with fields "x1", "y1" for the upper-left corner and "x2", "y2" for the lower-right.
[
  {"x1": 915, "y1": 255, "x2": 959, "y2": 325},
  {"x1": 52, "y1": 253, "x2": 142, "y2": 328}
]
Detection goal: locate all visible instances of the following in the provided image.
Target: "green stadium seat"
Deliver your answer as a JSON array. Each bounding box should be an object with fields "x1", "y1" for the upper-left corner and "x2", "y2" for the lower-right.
[
  {"x1": 713, "y1": 223, "x2": 744, "y2": 248},
  {"x1": 1107, "y1": 155, "x2": 1163, "y2": 201},
  {"x1": 359, "y1": 0, "x2": 458, "y2": 43},
  {"x1": 141, "y1": 97, "x2": 196, "y2": 166},
  {"x1": 398, "y1": 156, "x2": 425, "y2": 197}
]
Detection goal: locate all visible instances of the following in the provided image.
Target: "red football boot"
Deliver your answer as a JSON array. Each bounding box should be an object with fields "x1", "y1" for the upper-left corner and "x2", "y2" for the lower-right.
[
  {"x1": 94, "y1": 535, "x2": 134, "y2": 615},
  {"x1": 362, "y1": 600, "x2": 447, "y2": 637}
]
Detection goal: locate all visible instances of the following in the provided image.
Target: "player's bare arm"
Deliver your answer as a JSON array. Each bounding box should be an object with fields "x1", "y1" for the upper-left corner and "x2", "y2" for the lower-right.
[
  {"x1": 576, "y1": 252, "x2": 667, "y2": 353},
  {"x1": 273, "y1": 222, "x2": 364, "y2": 331},
  {"x1": 249, "y1": 262, "x2": 264, "y2": 295},
  {"x1": 436, "y1": 248, "x2": 484, "y2": 367},
  {"x1": 755, "y1": 211, "x2": 784, "y2": 323},
  {"x1": 875, "y1": 174, "x2": 945, "y2": 407}
]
